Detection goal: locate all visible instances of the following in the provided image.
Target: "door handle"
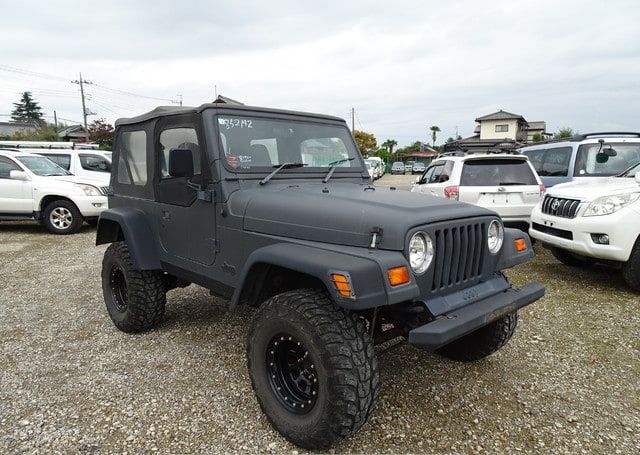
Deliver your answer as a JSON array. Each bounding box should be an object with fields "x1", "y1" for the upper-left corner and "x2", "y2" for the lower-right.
[{"x1": 162, "y1": 210, "x2": 171, "y2": 221}]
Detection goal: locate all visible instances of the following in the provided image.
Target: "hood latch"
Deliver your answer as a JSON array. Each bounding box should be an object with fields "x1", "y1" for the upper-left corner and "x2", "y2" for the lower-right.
[{"x1": 370, "y1": 227, "x2": 383, "y2": 248}]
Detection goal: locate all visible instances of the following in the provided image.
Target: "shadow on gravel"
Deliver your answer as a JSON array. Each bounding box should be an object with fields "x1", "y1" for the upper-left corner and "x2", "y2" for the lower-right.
[{"x1": 0, "y1": 221, "x2": 95, "y2": 235}]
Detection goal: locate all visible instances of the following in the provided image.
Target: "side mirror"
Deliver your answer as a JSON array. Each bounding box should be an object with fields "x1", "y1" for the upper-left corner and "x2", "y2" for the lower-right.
[
  {"x1": 168, "y1": 148, "x2": 194, "y2": 178},
  {"x1": 9, "y1": 170, "x2": 29, "y2": 181}
]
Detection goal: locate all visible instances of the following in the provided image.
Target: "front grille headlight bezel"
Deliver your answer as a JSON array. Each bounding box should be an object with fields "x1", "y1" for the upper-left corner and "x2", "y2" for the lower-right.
[
  {"x1": 487, "y1": 220, "x2": 504, "y2": 254},
  {"x1": 408, "y1": 231, "x2": 435, "y2": 274}
]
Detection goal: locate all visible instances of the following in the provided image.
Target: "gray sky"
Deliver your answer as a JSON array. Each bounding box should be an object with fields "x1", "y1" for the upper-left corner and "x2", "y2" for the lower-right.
[{"x1": 1, "y1": 0, "x2": 639, "y2": 146}]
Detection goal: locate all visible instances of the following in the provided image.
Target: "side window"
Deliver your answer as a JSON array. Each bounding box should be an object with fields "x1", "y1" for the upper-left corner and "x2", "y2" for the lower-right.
[
  {"x1": 117, "y1": 130, "x2": 147, "y2": 185},
  {"x1": 541, "y1": 147, "x2": 572, "y2": 176},
  {"x1": 0, "y1": 156, "x2": 21, "y2": 179},
  {"x1": 159, "y1": 128, "x2": 200, "y2": 179},
  {"x1": 41, "y1": 154, "x2": 71, "y2": 170},
  {"x1": 421, "y1": 166, "x2": 435, "y2": 184},
  {"x1": 428, "y1": 165, "x2": 444, "y2": 183},
  {"x1": 79, "y1": 154, "x2": 111, "y2": 173},
  {"x1": 439, "y1": 160, "x2": 454, "y2": 182},
  {"x1": 523, "y1": 149, "x2": 545, "y2": 173}
]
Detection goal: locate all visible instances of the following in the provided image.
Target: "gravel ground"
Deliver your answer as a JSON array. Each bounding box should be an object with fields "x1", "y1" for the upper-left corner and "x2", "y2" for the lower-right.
[{"x1": 1, "y1": 218, "x2": 639, "y2": 454}]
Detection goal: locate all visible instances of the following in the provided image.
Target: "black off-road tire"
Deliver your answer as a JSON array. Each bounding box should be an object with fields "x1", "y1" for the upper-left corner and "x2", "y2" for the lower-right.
[
  {"x1": 437, "y1": 312, "x2": 518, "y2": 362},
  {"x1": 42, "y1": 199, "x2": 83, "y2": 235},
  {"x1": 247, "y1": 289, "x2": 379, "y2": 450},
  {"x1": 549, "y1": 246, "x2": 593, "y2": 267},
  {"x1": 621, "y1": 239, "x2": 640, "y2": 291},
  {"x1": 101, "y1": 242, "x2": 166, "y2": 333}
]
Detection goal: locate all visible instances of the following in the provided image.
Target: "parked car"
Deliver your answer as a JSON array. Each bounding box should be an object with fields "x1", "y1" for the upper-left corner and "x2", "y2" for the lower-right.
[
  {"x1": 365, "y1": 161, "x2": 375, "y2": 179},
  {"x1": 31, "y1": 149, "x2": 112, "y2": 185},
  {"x1": 412, "y1": 161, "x2": 426, "y2": 174},
  {"x1": 368, "y1": 156, "x2": 385, "y2": 176},
  {"x1": 365, "y1": 158, "x2": 382, "y2": 179},
  {"x1": 0, "y1": 150, "x2": 109, "y2": 234},
  {"x1": 96, "y1": 102, "x2": 543, "y2": 450},
  {"x1": 411, "y1": 152, "x2": 544, "y2": 231},
  {"x1": 529, "y1": 162, "x2": 640, "y2": 290},
  {"x1": 404, "y1": 160, "x2": 415, "y2": 174},
  {"x1": 520, "y1": 132, "x2": 640, "y2": 188},
  {"x1": 391, "y1": 161, "x2": 405, "y2": 174}
]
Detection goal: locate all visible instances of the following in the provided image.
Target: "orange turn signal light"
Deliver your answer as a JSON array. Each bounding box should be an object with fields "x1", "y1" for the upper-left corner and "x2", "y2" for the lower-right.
[
  {"x1": 387, "y1": 266, "x2": 410, "y2": 286},
  {"x1": 514, "y1": 238, "x2": 528, "y2": 252},
  {"x1": 331, "y1": 273, "x2": 354, "y2": 297}
]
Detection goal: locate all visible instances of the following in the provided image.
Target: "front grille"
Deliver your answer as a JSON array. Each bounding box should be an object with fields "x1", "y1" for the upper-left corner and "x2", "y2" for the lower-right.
[
  {"x1": 532, "y1": 222, "x2": 573, "y2": 240},
  {"x1": 100, "y1": 186, "x2": 112, "y2": 196},
  {"x1": 431, "y1": 222, "x2": 486, "y2": 291},
  {"x1": 541, "y1": 195, "x2": 581, "y2": 218}
]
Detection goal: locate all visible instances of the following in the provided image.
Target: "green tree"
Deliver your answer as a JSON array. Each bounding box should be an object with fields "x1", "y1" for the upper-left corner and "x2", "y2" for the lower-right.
[
  {"x1": 531, "y1": 132, "x2": 543, "y2": 142},
  {"x1": 11, "y1": 91, "x2": 44, "y2": 125},
  {"x1": 429, "y1": 125, "x2": 441, "y2": 147},
  {"x1": 353, "y1": 130, "x2": 377, "y2": 155},
  {"x1": 88, "y1": 119, "x2": 115, "y2": 149},
  {"x1": 381, "y1": 139, "x2": 398, "y2": 157},
  {"x1": 554, "y1": 127, "x2": 575, "y2": 139}
]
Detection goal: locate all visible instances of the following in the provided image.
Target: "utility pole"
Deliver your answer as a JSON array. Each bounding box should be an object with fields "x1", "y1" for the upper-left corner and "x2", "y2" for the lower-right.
[
  {"x1": 351, "y1": 107, "x2": 355, "y2": 131},
  {"x1": 177, "y1": 94, "x2": 182, "y2": 107},
  {"x1": 72, "y1": 73, "x2": 93, "y2": 142},
  {"x1": 214, "y1": 84, "x2": 218, "y2": 99},
  {"x1": 53, "y1": 110, "x2": 58, "y2": 129}
]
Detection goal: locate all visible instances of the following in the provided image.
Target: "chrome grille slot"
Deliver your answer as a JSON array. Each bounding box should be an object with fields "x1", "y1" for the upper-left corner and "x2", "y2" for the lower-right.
[{"x1": 541, "y1": 196, "x2": 580, "y2": 218}]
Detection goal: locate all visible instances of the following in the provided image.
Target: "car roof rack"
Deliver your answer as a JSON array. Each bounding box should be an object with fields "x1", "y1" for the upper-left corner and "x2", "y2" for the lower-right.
[
  {"x1": 436, "y1": 149, "x2": 520, "y2": 159},
  {"x1": 573, "y1": 132, "x2": 640, "y2": 140}
]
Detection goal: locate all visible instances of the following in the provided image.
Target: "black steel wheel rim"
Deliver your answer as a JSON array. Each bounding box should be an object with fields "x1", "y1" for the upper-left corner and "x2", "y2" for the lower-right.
[
  {"x1": 266, "y1": 333, "x2": 318, "y2": 414},
  {"x1": 109, "y1": 266, "x2": 128, "y2": 312}
]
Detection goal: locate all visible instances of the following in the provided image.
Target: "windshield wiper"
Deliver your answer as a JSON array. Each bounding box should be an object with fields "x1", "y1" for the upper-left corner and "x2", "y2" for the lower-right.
[
  {"x1": 617, "y1": 162, "x2": 640, "y2": 177},
  {"x1": 259, "y1": 162, "x2": 306, "y2": 185},
  {"x1": 323, "y1": 157, "x2": 355, "y2": 183}
]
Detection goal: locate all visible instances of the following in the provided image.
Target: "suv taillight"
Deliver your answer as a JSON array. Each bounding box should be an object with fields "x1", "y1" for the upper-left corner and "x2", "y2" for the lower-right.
[{"x1": 444, "y1": 186, "x2": 459, "y2": 200}]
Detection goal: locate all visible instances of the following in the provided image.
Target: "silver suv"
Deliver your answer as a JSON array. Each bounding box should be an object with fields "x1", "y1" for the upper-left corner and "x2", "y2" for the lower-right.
[{"x1": 519, "y1": 132, "x2": 640, "y2": 187}]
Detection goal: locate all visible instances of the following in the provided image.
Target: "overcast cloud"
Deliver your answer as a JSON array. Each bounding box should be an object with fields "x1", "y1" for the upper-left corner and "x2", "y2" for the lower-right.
[{"x1": 1, "y1": 0, "x2": 639, "y2": 145}]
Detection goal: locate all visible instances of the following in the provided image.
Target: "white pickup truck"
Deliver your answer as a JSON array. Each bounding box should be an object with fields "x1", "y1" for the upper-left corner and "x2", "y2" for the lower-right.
[{"x1": 0, "y1": 150, "x2": 109, "y2": 234}]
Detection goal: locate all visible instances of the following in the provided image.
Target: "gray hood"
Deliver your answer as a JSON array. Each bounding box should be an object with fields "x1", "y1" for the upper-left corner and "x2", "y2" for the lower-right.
[{"x1": 231, "y1": 182, "x2": 493, "y2": 250}]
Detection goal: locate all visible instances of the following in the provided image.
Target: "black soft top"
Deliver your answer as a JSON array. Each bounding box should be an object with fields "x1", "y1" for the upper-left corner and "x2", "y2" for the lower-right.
[{"x1": 115, "y1": 102, "x2": 345, "y2": 126}]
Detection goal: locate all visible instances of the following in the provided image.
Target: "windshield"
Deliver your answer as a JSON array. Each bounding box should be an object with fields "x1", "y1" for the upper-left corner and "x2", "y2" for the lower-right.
[
  {"x1": 217, "y1": 115, "x2": 362, "y2": 171},
  {"x1": 16, "y1": 156, "x2": 71, "y2": 176},
  {"x1": 461, "y1": 159, "x2": 537, "y2": 186},
  {"x1": 575, "y1": 143, "x2": 640, "y2": 176}
]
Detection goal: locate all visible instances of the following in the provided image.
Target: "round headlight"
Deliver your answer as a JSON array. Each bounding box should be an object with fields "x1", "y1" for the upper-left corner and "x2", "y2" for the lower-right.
[
  {"x1": 409, "y1": 232, "x2": 434, "y2": 274},
  {"x1": 487, "y1": 220, "x2": 504, "y2": 254}
]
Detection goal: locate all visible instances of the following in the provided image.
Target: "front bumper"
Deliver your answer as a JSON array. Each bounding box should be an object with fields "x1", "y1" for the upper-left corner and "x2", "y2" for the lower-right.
[
  {"x1": 72, "y1": 195, "x2": 109, "y2": 217},
  {"x1": 529, "y1": 204, "x2": 638, "y2": 262},
  {"x1": 408, "y1": 282, "x2": 545, "y2": 350}
]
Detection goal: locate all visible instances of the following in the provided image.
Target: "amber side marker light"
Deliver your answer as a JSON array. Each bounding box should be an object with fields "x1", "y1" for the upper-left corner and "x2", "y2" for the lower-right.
[
  {"x1": 330, "y1": 274, "x2": 354, "y2": 297},
  {"x1": 387, "y1": 266, "x2": 410, "y2": 286},
  {"x1": 514, "y1": 238, "x2": 528, "y2": 252}
]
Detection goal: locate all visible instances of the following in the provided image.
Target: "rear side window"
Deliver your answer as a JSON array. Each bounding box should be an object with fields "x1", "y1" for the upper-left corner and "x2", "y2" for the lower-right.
[
  {"x1": 41, "y1": 153, "x2": 71, "y2": 170},
  {"x1": 461, "y1": 159, "x2": 537, "y2": 186},
  {"x1": 540, "y1": 147, "x2": 572, "y2": 176},
  {"x1": 117, "y1": 130, "x2": 147, "y2": 185},
  {"x1": 79, "y1": 154, "x2": 111, "y2": 173},
  {"x1": 159, "y1": 127, "x2": 201, "y2": 179},
  {"x1": 522, "y1": 149, "x2": 545, "y2": 173}
]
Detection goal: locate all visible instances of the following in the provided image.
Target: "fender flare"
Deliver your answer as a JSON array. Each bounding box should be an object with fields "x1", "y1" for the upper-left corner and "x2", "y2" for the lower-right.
[
  {"x1": 96, "y1": 208, "x2": 161, "y2": 270},
  {"x1": 229, "y1": 243, "x2": 394, "y2": 310}
]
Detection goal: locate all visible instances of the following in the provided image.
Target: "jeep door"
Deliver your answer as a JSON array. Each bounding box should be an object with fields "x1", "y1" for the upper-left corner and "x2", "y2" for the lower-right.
[
  {"x1": 0, "y1": 156, "x2": 33, "y2": 214},
  {"x1": 154, "y1": 116, "x2": 217, "y2": 266}
]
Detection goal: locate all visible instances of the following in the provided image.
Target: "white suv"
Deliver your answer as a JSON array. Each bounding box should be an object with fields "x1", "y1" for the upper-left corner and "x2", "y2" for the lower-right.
[
  {"x1": 411, "y1": 152, "x2": 544, "y2": 230},
  {"x1": 530, "y1": 162, "x2": 640, "y2": 290},
  {"x1": 0, "y1": 150, "x2": 109, "y2": 234}
]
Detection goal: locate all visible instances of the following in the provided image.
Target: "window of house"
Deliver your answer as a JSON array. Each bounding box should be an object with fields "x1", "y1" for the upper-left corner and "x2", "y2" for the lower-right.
[
  {"x1": 495, "y1": 124, "x2": 509, "y2": 133},
  {"x1": 117, "y1": 130, "x2": 147, "y2": 185},
  {"x1": 159, "y1": 127, "x2": 200, "y2": 179}
]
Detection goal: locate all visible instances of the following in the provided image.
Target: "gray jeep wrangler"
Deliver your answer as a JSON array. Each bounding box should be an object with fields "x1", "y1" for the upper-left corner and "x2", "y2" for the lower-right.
[{"x1": 97, "y1": 101, "x2": 544, "y2": 450}]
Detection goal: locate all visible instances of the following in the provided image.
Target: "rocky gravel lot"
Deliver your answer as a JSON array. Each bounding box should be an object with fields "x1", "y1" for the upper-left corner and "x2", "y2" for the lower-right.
[{"x1": 1, "y1": 217, "x2": 639, "y2": 454}]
